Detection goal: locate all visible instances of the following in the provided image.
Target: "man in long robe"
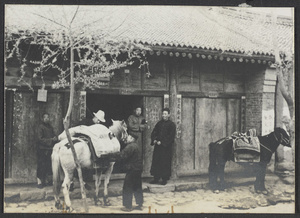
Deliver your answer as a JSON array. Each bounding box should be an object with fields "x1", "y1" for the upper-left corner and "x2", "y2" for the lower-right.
[
  {"x1": 150, "y1": 108, "x2": 176, "y2": 185},
  {"x1": 37, "y1": 113, "x2": 58, "y2": 188}
]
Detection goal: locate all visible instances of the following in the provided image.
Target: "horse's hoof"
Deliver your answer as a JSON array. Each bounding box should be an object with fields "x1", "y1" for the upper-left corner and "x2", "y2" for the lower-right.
[
  {"x1": 261, "y1": 190, "x2": 268, "y2": 195},
  {"x1": 94, "y1": 197, "x2": 102, "y2": 206},
  {"x1": 65, "y1": 206, "x2": 74, "y2": 213},
  {"x1": 104, "y1": 200, "x2": 111, "y2": 206},
  {"x1": 55, "y1": 201, "x2": 63, "y2": 210},
  {"x1": 255, "y1": 189, "x2": 261, "y2": 194},
  {"x1": 94, "y1": 200, "x2": 102, "y2": 206},
  {"x1": 213, "y1": 189, "x2": 220, "y2": 194}
]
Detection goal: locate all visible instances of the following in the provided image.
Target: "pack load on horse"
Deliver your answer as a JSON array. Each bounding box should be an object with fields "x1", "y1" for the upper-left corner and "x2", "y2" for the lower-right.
[
  {"x1": 208, "y1": 127, "x2": 290, "y2": 194},
  {"x1": 51, "y1": 120, "x2": 128, "y2": 212}
]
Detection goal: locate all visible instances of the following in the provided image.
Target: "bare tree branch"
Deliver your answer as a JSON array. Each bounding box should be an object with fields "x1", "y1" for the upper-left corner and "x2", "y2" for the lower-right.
[
  {"x1": 32, "y1": 13, "x2": 67, "y2": 29},
  {"x1": 70, "y1": 5, "x2": 80, "y2": 25}
]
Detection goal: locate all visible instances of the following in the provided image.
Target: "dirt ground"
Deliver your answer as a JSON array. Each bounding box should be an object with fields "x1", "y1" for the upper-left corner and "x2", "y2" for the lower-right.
[{"x1": 4, "y1": 175, "x2": 295, "y2": 214}]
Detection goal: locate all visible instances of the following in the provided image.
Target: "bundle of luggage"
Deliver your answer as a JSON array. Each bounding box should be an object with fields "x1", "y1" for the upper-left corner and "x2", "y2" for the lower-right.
[{"x1": 232, "y1": 129, "x2": 260, "y2": 163}]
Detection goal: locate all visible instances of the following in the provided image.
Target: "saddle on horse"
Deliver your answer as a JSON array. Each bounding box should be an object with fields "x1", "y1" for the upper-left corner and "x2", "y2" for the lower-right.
[
  {"x1": 232, "y1": 129, "x2": 260, "y2": 163},
  {"x1": 65, "y1": 133, "x2": 115, "y2": 170}
]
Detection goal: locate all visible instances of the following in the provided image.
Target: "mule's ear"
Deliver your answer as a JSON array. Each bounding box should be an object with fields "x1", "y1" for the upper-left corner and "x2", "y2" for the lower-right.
[
  {"x1": 121, "y1": 120, "x2": 125, "y2": 124},
  {"x1": 111, "y1": 119, "x2": 115, "y2": 123}
]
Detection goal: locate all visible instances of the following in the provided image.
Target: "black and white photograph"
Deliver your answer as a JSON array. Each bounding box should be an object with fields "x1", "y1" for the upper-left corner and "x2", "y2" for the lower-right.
[{"x1": 3, "y1": 3, "x2": 295, "y2": 214}]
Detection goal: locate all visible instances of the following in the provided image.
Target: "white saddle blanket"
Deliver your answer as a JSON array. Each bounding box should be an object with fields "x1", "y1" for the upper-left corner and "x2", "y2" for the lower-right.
[{"x1": 58, "y1": 124, "x2": 120, "y2": 157}]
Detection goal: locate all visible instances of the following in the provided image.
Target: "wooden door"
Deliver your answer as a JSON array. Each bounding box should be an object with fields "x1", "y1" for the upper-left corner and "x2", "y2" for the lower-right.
[
  {"x1": 142, "y1": 96, "x2": 163, "y2": 176},
  {"x1": 178, "y1": 97, "x2": 241, "y2": 176},
  {"x1": 195, "y1": 98, "x2": 241, "y2": 173},
  {"x1": 177, "y1": 98, "x2": 196, "y2": 174},
  {"x1": 10, "y1": 92, "x2": 64, "y2": 183}
]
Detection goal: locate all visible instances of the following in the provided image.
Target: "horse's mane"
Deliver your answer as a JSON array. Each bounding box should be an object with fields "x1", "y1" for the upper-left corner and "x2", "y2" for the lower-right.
[{"x1": 109, "y1": 119, "x2": 126, "y2": 141}]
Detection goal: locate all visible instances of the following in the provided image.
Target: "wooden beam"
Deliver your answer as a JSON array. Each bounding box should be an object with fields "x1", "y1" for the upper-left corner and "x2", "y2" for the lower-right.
[
  {"x1": 149, "y1": 45, "x2": 275, "y2": 62},
  {"x1": 178, "y1": 91, "x2": 245, "y2": 98}
]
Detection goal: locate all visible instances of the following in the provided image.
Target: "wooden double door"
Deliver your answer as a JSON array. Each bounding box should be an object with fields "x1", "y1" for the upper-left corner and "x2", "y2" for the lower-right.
[
  {"x1": 142, "y1": 96, "x2": 241, "y2": 177},
  {"x1": 178, "y1": 97, "x2": 241, "y2": 175}
]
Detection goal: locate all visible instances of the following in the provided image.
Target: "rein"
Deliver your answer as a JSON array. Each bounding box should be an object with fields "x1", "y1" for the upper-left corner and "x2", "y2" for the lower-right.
[
  {"x1": 273, "y1": 131, "x2": 280, "y2": 143},
  {"x1": 260, "y1": 132, "x2": 280, "y2": 154},
  {"x1": 260, "y1": 143, "x2": 272, "y2": 153}
]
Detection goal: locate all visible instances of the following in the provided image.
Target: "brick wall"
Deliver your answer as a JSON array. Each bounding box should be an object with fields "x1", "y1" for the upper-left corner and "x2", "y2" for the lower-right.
[
  {"x1": 244, "y1": 68, "x2": 265, "y2": 135},
  {"x1": 245, "y1": 93, "x2": 263, "y2": 134}
]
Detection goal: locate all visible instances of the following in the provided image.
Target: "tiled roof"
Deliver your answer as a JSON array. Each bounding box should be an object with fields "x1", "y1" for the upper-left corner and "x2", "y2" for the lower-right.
[
  {"x1": 108, "y1": 7, "x2": 293, "y2": 56},
  {"x1": 5, "y1": 6, "x2": 293, "y2": 56}
]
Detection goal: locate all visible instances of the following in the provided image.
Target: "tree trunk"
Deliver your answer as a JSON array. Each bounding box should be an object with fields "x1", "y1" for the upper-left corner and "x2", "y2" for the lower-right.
[
  {"x1": 271, "y1": 12, "x2": 294, "y2": 163},
  {"x1": 63, "y1": 36, "x2": 88, "y2": 212}
]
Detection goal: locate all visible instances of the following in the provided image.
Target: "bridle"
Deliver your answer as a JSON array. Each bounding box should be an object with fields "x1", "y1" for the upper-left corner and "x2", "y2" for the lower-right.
[
  {"x1": 273, "y1": 130, "x2": 289, "y2": 146},
  {"x1": 260, "y1": 130, "x2": 289, "y2": 154},
  {"x1": 120, "y1": 125, "x2": 128, "y2": 142}
]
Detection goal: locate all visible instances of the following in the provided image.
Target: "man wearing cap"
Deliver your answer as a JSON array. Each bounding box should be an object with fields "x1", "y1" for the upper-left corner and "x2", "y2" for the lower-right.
[
  {"x1": 77, "y1": 110, "x2": 107, "y2": 126},
  {"x1": 103, "y1": 133, "x2": 143, "y2": 212}
]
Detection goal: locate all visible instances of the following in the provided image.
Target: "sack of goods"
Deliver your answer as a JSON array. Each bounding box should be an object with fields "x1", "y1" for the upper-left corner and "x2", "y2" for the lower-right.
[{"x1": 232, "y1": 129, "x2": 260, "y2": 163}]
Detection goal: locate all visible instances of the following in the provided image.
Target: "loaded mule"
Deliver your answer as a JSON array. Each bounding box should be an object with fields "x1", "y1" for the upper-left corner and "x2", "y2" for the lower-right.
[
  {"x1": 51, "y1": 120, "x2": 128, "y2": 211},
  {"x1": 208, "y1": 127, "x2": 290, "y2": 194}
]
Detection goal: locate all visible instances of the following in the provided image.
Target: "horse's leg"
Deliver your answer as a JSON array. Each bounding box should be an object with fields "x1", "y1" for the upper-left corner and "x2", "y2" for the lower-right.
[
  {"x1": 94, "y1": 168, "x2": 102, "y2": 205},
  {"x1": 255, "y1": 162, "x2": 268, "y2": 194},
  {"x1": 218, "y1": 162, "x2": 226, "y2": 191},
  {"x1": 254, "y1": 162, "x2": 267, "y2": 194},
  {"x1": 103, "y1": 162, "x2": 115, "y2": 206},
  {"x1": 208, "y1": 143, "x2": 218, "y2": 191},
  {"x1": 61, "y1": 169, "x2": 74, "y2": 212},
  {"x1": 254, "y1": 163, "x2": 261, "y2": 193},
  {"x1": 52, "y1": 148, "x2": 63, "y2": 210}
]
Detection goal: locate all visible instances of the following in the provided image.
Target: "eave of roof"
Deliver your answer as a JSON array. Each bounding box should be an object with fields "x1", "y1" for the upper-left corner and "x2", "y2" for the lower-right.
[{"x1": 5, "y1": 6, "x2": 293, "y2": 58}]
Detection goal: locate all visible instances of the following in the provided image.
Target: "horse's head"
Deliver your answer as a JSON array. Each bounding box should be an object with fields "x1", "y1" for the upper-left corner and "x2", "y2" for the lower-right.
[
  {"x1": 109, "y1": 119, "x2": 128, "y2": 142},
  {"x1": 273, "y1": 127, "x2": 291, "y2": 147}
]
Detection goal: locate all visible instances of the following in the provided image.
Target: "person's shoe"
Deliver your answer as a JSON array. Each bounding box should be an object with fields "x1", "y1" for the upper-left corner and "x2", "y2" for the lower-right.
[
  {"x1": 121, "y1": 207, "x2": 132, "y2": 212},
  {"x1": 37, "y1": 184, "x2": 44, "y2": 189},
  {"x1": 45, "y1": 181, "x2": 53, "y2": 186},
  {"x1": 134, "y1": 205, "x2": 143, "y2": 210},
  {"x1": 161, "y1": 180, "x2": 167, "y2": 185},
  {"x1": 149, "y1": 180, "x2": 159, "y2": 184}
]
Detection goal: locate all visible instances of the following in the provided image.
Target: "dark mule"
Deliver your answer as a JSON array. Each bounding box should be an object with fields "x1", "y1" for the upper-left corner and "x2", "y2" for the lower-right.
[{"x1": 208, "y1": 127, "x2": 290, "y2": 194}]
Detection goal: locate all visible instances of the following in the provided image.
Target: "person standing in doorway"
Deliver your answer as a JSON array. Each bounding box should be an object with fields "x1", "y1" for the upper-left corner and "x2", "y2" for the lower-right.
[
  {"x1": 150, "y1": 108, "x2": 176, "y2": 185},
  {"x1": 127, "y1": 105, "x2": 147, "y2": 150},
  {"x1": 36, "y1": 113, "x2": 58, "y2": 188}
]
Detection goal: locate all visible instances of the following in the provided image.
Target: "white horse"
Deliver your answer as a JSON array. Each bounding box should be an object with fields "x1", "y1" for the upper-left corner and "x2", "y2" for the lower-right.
[{"x1": 51, "y1": 120, "x2": 127, "y2": 211}]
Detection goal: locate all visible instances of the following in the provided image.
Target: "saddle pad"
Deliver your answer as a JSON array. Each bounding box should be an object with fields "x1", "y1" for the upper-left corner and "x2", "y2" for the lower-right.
[
  {"x1": 233, "y1": 137, "x2": 260, "y2": 152},
  {"x1": 74, "y1": 134, "x2": 117, "y2": 169},
  {"x1": 234, "y1": 150, "x2": 260, "y2": 163},
  {"x1": 233, "y1": 136, "x2": 260, "y2": 163}
]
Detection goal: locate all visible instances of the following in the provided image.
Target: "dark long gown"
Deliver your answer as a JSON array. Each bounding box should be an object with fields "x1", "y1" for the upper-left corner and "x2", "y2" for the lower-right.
[{"x1": 150, "y1": 119, "x2": 176, "y2": 180}]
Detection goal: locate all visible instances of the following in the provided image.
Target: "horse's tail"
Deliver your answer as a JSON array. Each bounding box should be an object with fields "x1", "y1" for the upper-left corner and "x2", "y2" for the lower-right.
[
  {"x1": 51, "y1": 145, "x2": 63, "y2": 198},
  {"x1": 208, "y1": 142, "x2": 218, "y2": 189},
  {"x1": 208, "y1": 142, "x2": 217, "y2": 166}
]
